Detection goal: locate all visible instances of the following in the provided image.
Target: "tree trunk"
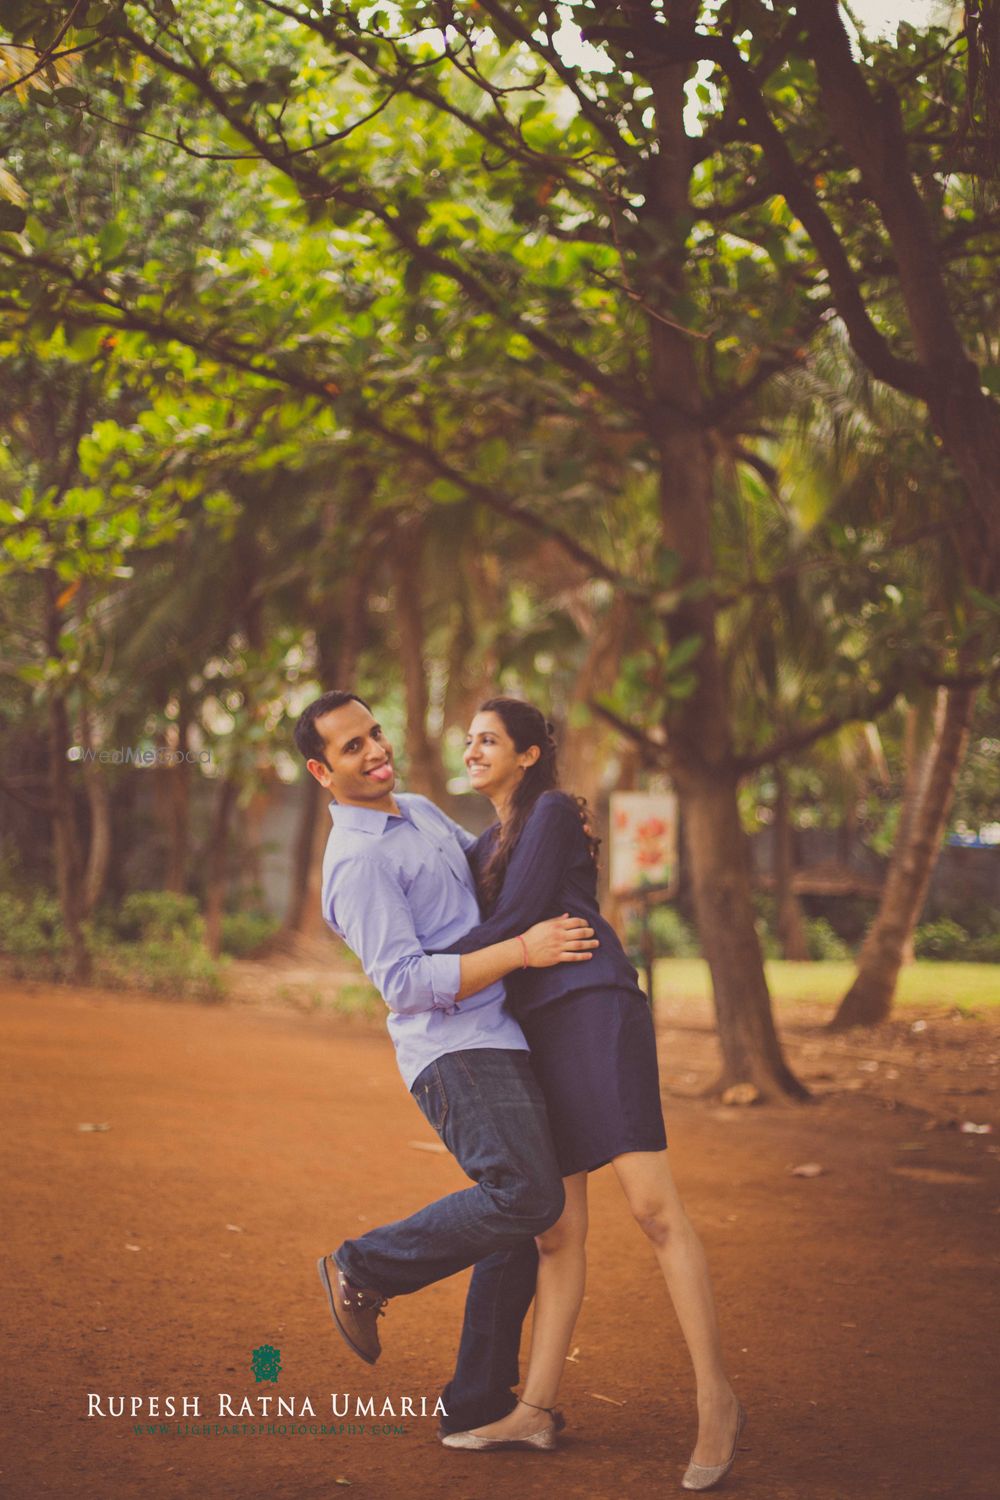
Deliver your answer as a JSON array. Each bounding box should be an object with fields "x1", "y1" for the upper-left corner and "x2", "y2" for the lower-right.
[
  {"x1": 281, "y1": 774, "x2": 324, "y2": 940},
  {"x1": 76, "y1": 699, "x2": 111, "y2": 918},
  {"x1": 392, "y1": 518, "x2": 448, "y2": 801},
  {"x1": 43, "y1": 575, "x2": 89, "y2": 981},
  {"x1": 162, "y1": 701, "x2": 191, "y2": 893},
  {"x1": 830, "y1": 684, "x2": 976, "y2": 1029},
  {"x1": 683, "y1": 766, "x2": 807, "y2": 1095},
  {"x1": 81, "y1": 765, "x2": 111, "y2": 918},
  {"x1": 561, "y1": 593, "x2": 635, "y2": 812},
  {"x1": 276, "y1": 558, "x2": 372, "y2": 944},
  {"x1": 48, "y1": 691, "x2": 90, "y2": 980},
  {"x1": 645, "y1": 22, "x2": 804, "y2": 1097},
  {"x1": 773, "y1": 768, "x2": 810, "y2": 961},
  {"x1": 203, "y1": 776, "x2": 239, "y2": 959}
]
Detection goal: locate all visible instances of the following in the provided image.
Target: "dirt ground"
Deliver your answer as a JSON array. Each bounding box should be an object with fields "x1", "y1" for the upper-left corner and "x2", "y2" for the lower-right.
[{"x1": 2, "y1": 975, "x2": 998, "y2": 1500}]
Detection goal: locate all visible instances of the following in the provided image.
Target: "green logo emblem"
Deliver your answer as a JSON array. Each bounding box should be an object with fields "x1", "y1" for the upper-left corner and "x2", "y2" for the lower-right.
[{"x1": 251, "y1": 1344, "x2": 282, "y2": 1383}]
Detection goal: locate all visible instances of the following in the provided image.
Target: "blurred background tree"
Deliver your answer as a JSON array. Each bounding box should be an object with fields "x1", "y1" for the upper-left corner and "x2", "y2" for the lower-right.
[{"x1": 1, "y1": 0, "x2": 998, "y2": 1094}]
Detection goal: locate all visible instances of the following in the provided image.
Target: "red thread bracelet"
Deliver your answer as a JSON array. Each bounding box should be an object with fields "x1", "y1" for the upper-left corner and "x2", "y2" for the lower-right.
[{"x1": 516, "y1": 934, "x2": 528, "y2": 968}]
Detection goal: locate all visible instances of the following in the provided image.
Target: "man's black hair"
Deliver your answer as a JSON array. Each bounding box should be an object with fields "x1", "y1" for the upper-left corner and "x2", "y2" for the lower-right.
[{"x1": 293, "y1": 690, "x2": 372, "y2": 767}]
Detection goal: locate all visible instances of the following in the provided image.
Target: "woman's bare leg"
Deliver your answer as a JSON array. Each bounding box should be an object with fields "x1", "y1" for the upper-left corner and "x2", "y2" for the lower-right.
[
  {"x1": 612, "y1": 1150, "x2": 740, "y2": 1467},
  {"x1": 464, "y1": 1172, "x2": 589, "y2": 1438}
]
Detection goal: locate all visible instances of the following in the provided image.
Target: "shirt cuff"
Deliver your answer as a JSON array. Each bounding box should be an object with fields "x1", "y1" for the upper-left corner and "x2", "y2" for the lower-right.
[{"x1": 430, "y1": 953, "x2": 462, "y2": 1010}]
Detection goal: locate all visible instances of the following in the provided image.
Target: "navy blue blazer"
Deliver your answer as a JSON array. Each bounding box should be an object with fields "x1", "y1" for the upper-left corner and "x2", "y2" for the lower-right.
[{"x1": 442, "y1": 789, "x2": 641, "y2": 1014}]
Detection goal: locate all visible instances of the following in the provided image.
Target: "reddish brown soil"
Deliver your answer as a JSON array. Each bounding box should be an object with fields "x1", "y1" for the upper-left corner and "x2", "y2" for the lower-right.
[{"x1": 1, "y1": 979, "x2": 997, "y2": 1500}]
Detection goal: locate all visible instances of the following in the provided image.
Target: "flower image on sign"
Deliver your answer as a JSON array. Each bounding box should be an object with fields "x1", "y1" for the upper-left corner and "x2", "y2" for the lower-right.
[{"x1": 609, "y1": 792, "x2": 679, "y2": 895}]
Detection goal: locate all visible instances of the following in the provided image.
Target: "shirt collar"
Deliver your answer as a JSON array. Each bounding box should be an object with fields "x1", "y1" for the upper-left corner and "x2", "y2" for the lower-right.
[{"x1": 327, "y1": 798, "x2": 404, "y2": 837}]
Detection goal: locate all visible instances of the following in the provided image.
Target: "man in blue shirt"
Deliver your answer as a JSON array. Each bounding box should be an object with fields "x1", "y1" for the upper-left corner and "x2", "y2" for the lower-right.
[{"x1": 293, "y1": 690, "x2": 596, "y2": 1375}]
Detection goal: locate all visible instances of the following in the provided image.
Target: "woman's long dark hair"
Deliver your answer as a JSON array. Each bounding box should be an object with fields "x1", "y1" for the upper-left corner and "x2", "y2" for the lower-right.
[{"x1": 474, "y1": 696, "x2": 600, "y2": 912}]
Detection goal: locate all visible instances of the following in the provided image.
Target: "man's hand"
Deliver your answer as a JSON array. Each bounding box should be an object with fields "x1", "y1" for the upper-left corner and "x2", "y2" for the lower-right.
[{"x1": 522, "y1": 914, "x2": 598, "y2": 968}]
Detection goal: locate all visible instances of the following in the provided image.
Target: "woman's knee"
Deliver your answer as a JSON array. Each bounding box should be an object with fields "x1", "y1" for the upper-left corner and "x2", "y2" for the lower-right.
[
  {"x1": 535, "y1": 1202, "x2": 588, "y2": 1257},
  {"x1": 630, "y1": 1196, "x2": 681, "y2": 1247}
]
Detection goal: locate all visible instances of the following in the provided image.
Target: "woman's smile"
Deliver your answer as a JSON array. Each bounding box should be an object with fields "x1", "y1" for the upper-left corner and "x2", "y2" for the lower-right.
[{"x1": 464, "y1": 711, "x2": 526, "y2": 807}]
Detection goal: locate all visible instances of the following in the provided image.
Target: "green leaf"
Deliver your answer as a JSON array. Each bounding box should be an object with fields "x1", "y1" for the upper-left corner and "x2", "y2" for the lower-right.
[
  {"x1": 664, "y1": 635, "x2": 703, "y2": 675},
  {"x1": 967, "y1": 587, "x2": 1000, "y2": 616},
  {"x1": 427, "y1": 478, "x2": 465, "y2": 505},
  {"x1": 98, "y1": 222, "x2": 128, "y2": 263},
  {"x1": 653, "y1": 545, "x2": 680, "y2": 587}
]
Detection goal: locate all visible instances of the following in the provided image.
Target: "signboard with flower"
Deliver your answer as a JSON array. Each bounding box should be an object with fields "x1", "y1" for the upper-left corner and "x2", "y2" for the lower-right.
[{"x1": 609, "y1": 792, "x2": 679, "y2": 895}]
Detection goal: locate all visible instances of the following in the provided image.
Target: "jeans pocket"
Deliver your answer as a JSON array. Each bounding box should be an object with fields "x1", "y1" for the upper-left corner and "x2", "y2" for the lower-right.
[{"x1": 412, "y1": 1063, "x2": 449, "y2": 1136}]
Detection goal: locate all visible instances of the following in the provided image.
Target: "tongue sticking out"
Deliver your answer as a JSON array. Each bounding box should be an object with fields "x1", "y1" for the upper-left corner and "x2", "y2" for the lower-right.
[{"x1": 368, "y1": 765, "x2": 392, "y2": 783}]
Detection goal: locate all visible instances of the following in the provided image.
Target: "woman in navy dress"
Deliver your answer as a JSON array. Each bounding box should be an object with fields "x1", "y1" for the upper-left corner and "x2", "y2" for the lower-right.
[{"x1": 441, "y1": 697, "x2": 745, "y2": 1491}]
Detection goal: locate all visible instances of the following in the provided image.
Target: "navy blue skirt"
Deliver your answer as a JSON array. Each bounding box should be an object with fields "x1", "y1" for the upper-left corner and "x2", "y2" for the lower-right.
[{"x1": 519, "y1": 987, "x2": 668, "y2": 1177}]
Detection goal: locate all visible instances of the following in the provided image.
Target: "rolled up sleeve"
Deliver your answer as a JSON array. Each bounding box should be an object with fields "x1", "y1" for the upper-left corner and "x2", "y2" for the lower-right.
[{"x1": 326, "y1": 853, "x2": 460, "y2": 1015}]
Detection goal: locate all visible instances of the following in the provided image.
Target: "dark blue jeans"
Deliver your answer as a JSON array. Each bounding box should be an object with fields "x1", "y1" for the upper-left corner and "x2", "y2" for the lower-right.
[
  {"x1": 334, "y1": 1048, "x2": 562, "y2": 1302},
  {"x1": 438, "y1": 1242, "x2": 539, "y2": 1433}
]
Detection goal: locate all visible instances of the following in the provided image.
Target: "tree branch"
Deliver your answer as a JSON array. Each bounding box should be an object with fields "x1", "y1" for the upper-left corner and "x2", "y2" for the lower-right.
[
  {"x1": 0, "y1": 244, "x2": 634, "y2": 593},
  {"x1": 735, "y1": 678, "x2": 902, "y2": 773},
  {"x1": 588, "y1": 699, "x2": 672, "y2": 767},
  {"x1": 116, "y1": 20, "x2": 645, "y2": 418}
]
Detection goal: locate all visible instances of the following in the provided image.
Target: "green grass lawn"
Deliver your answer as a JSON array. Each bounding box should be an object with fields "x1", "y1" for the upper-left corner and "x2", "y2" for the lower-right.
[{"x1": 654, "y1": 958, "x2": 1000, "y2": 1013}]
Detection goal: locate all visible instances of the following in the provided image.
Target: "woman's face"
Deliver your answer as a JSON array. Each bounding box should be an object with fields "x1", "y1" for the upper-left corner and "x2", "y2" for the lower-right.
[{"x1": 463, "y1": 711, "x2": 537, "y2": 805}]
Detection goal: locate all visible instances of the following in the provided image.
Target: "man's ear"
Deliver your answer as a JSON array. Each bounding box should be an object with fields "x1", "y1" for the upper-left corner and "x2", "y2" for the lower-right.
[{"x1": 306, "y1": 757, "x2": 331, "y2": 788}]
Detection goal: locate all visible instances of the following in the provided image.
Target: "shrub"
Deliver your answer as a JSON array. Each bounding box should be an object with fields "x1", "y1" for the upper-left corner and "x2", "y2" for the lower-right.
[
  {"x1": 89, "y1": 930, "x2": 227, "y2": 1002},
  {"x1": 966, "y1": 931, "x2": 1000, "y2": 964},
  {"x1": 333, "y1": 980, "x2": 383, "y2": 1019},
  {"x1": 220, "y1": 910, "x2": 281, "y2": 958},
  {"x1": 805, "y1": 917, "x2": 850, "y2": 962},
  {"x1": 110, "y1": 891, "x2": 204, "y2": 943},
  {"x1": 0, "y1": 891, "x2": 69, "y2": 975},
  {"x1": 913, "y1": 918, "x2": 970, "y2": 961},
  {"x1": 0, "y1": 886, "x2": 227, "y2": 1000},
  {"x1": 627, "y1": 904, "x2": 699, "y2": 960}
]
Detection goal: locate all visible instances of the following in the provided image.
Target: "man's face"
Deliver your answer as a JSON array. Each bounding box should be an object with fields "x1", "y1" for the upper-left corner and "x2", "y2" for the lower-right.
[{"x1": 307, "y1": 700, "x2": 396, "y2": 809}]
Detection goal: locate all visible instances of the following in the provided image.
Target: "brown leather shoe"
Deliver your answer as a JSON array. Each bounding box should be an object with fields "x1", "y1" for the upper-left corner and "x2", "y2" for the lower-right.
[{"x1": 317, "y1": 1255, "x2": 386, "y2": 1366}]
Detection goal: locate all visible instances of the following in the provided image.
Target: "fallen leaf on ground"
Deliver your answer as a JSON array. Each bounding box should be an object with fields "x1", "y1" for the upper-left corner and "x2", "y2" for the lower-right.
[
  {"x1": 125, "y1": 1244, "x2": 141, "y2": 1252},
  {"x1": 77, "y1": 1122, "x2": 111, "y2": 1132},
  {"x1": 566, "y1": 1346, "x2": 580, "y2": 1363},
  {"x1": 721, "y1": 1083, "x2": 760, "y2": 1106},
  {"x1": 960, "y1": 1121, "x2": 993, "y2": 1134},
  {"x1": 790, "y1": 1162, "x2": 826, "y2": 1177},
  {"x1": 225, "y1": 1224, "x2": 243, "y2": 1232},
  {"x1": 893, "y1": 1166, "x2": 977, "y2": 1185},
  {"x1": 587, "y1": 1393, "x2": 626, "y2": 1406},
  {"x1": 407, "y1": 1140, "x2": 448, "y2": 1154}
]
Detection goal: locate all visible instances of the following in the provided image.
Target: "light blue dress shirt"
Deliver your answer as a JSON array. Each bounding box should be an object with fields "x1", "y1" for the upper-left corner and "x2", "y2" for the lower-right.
[{"x1": 321, "y1": 792, "x2": 528, "y2": 1088}]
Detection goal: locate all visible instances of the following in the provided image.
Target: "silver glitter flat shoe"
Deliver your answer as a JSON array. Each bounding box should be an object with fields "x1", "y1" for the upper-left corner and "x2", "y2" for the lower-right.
[
  {"x1": 440, "y1": 1423, "x2": 556, "y2": 1452},
  {"x1": 438, "y1": 1408, "x2": 566, "y2": 1443},
  {"x1": 441, "y1": 1399, "x2": 558, "y2": 1453},
  {"x1": 681, "y1": 1401, "x2": 746, "y2": 1490}
]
